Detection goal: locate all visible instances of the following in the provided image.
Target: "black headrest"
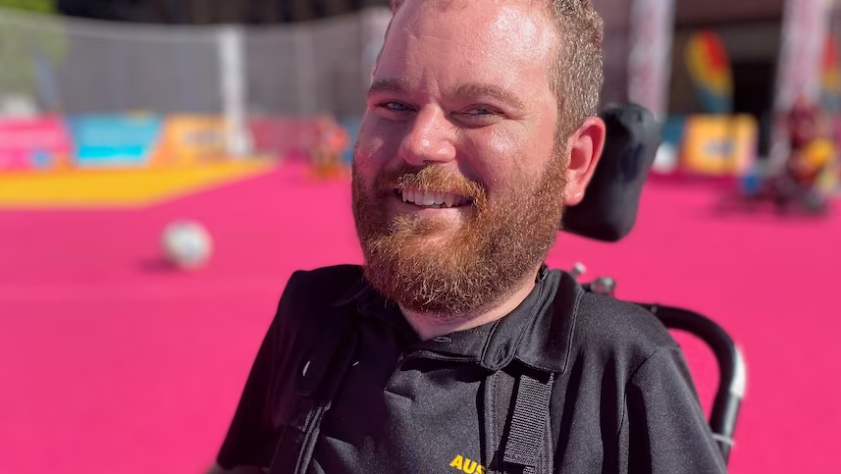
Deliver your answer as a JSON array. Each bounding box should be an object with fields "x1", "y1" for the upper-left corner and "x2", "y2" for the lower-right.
[{"x1": 560, "y1": 103, "x2": 661, "y2": 242}]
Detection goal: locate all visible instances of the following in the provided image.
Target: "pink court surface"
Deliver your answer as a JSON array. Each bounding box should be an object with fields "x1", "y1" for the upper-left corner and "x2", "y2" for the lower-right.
[{"x1": 0, "y1": 161, "x2": 839, "y2": 474}]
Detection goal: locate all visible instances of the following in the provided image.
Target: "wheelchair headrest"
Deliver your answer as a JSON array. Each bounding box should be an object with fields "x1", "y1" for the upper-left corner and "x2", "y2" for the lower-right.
[{"x1": 560, "y1": 103, "x2": 661, "y2": 242}]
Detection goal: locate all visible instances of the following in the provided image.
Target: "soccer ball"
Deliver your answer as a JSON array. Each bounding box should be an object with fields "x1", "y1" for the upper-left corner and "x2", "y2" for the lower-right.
[
  {"x1": 161, "y1": 220, "x2": 213, "y2": 270},
  {"x1": 652, "y1": 142, "x2": 679, "y2": 174}
]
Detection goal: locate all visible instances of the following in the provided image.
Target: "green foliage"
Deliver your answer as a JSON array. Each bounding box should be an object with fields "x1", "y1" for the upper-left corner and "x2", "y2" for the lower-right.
[
  {"x1": 0, "y1": 0, "x2": 66, "y2": 99},
  {"x1": 0, "y1": 0, "x2": 56, "y2": 14}
]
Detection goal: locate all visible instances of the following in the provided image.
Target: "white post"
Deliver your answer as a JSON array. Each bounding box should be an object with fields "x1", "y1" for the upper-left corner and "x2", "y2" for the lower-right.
[
  {"x1": 294, "y1": 24, "x2": 318, "y2": 116},
  {"x1": 769, "y1": 0, "x2": 832, "y2": 165},
  {"x1": 218, "y1": 26, "x2": 251, "y2": 158},
  {"x1": 627, "y1": 0, "x2": 676, "y2": 121},
  {"x1": 775, "y1": 0, "x2": 832, "y2": 111},
  {"x1": 360, "y1": 7, "x2": 392, "y2": 88}
]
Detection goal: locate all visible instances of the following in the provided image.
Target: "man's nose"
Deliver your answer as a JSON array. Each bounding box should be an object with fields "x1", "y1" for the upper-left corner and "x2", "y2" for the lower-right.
[{"x1": 399, "y1": 108, "x2": 456, "y2": 166}]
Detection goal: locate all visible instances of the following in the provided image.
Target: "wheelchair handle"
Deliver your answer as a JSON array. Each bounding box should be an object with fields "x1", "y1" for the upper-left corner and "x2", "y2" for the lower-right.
[{"x1": 634, "y1": 303, "x2": 746, "y2": 464}]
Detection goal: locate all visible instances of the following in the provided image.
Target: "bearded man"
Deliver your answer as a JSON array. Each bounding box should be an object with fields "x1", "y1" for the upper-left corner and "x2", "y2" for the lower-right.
[{"x1": 210, "y1": 0, "x2": 728, "y2": 473}]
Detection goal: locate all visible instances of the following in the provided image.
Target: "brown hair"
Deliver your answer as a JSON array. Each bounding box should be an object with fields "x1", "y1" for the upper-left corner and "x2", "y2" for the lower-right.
[{"x1": 388, "y1": 0, "x2": 604, "y2": 137}]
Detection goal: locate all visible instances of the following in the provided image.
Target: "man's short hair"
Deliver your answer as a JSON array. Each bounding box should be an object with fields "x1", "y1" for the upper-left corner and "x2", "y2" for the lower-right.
[{"x1": 388, "y1": 0, "x2": 604, "y2": 137}]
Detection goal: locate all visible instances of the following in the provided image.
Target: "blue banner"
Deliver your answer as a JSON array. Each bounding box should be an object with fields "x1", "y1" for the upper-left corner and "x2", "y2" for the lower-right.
[{"x1": 67, "y1": 114, "x2": 163, "y2": 167}]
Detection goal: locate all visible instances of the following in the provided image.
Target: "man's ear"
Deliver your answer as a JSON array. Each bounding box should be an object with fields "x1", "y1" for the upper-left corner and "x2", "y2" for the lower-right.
[{"x1": 563, "y1": 116, "x2": 606, "y2": 206}]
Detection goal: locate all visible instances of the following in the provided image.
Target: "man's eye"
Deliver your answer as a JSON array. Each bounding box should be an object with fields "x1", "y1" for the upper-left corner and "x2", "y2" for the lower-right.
[
  {"x1": 383, "y1": 102, "x2": 410, "y2": 111},
  {"x1": 464, "y1": 107, "x2": 496, "y2": 116}
]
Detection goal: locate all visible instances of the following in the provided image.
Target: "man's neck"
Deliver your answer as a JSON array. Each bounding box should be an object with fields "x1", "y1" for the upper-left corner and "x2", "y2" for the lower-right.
[{"x1": 399, "y1": 267, "x2": 541, "y2": 341}]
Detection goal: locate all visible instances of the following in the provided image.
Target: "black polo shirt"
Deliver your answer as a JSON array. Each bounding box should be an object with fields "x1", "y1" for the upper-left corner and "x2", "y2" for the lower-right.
[{"x1": 217, "y1": 265, "x2": 727, "y2": 474}]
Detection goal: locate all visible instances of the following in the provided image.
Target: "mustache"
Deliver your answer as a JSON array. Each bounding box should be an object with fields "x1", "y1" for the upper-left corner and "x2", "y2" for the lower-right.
[{"x1": 374, "y1": 164, "x2": 486, "y2": 200}]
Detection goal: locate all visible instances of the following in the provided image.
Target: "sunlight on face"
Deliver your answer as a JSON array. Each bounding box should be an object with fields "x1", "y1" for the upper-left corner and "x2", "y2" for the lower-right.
[{"x1": 352, "y1": 0, "x2": 568, "y2": 315}]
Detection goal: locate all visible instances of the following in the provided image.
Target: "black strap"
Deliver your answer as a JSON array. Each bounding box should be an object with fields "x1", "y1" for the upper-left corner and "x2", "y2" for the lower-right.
[
  {"x1": 500, "y1": 371, "x2": 555, "y2": 473},
  {"x1": 293, "y1": 330, "x2": 359, "y2": 473},
  {"x1": 269, "y1": 316, "x2": 358, "y2": 474},
  {"x1": 298, "y1": 315, "x2": 355, "y2": 399},
  {"x1": 481, "y1": 371, "x2": 502, "y2": 472}
]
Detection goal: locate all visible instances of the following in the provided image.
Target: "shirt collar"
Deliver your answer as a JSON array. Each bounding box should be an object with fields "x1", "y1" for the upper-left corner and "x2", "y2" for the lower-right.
[
  {"x1": 334, "y1": 266, "x2": 579, "y2": 374},
  {"x1": 473, "y1": 268, "x2": 578, "y2": 373}
]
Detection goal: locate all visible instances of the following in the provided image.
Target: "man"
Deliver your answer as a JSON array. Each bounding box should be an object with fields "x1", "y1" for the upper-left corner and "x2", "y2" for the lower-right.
[
  {"x1": 211, "y1": 0, "x2": 728, "y2": 473},
  {"x1": 770, "y1": 96, "x2": 833, "y2": 213},
  {"x1": 310, "y1": 114, "x2": 351, "y2": 179}
]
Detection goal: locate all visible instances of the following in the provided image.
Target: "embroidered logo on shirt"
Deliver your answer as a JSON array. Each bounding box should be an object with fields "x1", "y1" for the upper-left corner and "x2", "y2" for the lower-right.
[{"x1": 449, "y1": 455, "x2": 486, "y2": 474}]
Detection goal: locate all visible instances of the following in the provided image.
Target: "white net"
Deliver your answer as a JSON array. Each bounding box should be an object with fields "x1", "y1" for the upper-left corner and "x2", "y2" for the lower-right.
[
  {"x1": 0, "y1": 6, "x2": 389, "y2": 118},
  {"x1": 0, "y1": 4, "x2": 632, "y2": 158}
]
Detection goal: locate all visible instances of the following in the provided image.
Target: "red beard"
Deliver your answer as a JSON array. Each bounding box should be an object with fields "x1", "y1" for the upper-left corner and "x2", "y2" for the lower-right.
[{"x1": 352, "y1": 156, "x2": 567, "y2": 317}]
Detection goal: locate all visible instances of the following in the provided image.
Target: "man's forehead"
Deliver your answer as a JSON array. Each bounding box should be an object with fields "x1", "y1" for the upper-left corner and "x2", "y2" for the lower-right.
[
  {"x1": 386, "y1": 0, "x2": 558, "y2": 59},
  {"x1": 393, "y1": 0, "x2": 551, "y2": 14},
  {"x1": 379, "y1": 0, "x2": 558, "y2": 84}
]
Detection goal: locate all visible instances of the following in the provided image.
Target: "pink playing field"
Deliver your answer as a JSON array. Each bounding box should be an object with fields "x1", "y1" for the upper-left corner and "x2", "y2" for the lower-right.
[{"x1": 0, "y1": 162, "x2": 839, "y2": 473}]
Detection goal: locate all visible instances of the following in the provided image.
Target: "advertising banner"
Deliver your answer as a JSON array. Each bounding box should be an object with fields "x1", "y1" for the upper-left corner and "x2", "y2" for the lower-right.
[
  {"x1": 0, "y1": 116, "x2": 72, "y2": 171},
  {"x1": 681, "y1": 115, "x2": 758, "y2": 177},
  {"x1": 67, "y1": 114, "x2": 163, "y2": 168},
  {"x1": 152, "y1": 115, "x2": 227, "y2": 166},
  {"x1": 249, "y1": 117, "x2": 319, "y2": 161}
]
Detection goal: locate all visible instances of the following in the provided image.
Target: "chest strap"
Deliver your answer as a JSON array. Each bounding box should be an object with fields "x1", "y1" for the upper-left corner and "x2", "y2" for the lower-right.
[
  {"x1": 268, "y1": 315, "x2": 358, "y2": 474},
  {"x1": 504, "y1": 372, "x2": 555, "y2": 473},
  {"x1": 486, "y1": 369, "x2": 555, "y2": 473}
]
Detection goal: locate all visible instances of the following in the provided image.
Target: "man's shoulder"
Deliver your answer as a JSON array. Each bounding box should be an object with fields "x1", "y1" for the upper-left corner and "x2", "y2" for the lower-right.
[
  {"x1": 279, "y1": 264, "x2": 368, "y2": 313},
  {"x1": 285, "y1": 264, "x2": 366, "y2": 295},
  {"x1": 267, "y1": 264, "x2": 368, "y2": 345},
  {"x1": 570, "y1": 285, "x2": 678, "y2": 362}
]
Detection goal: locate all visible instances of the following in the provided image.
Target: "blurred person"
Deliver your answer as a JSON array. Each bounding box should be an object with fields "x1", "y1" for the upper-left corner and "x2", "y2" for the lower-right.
[
  {"x1": 786, "y1": 95, "x2": 820, "y2": 155},
  {"x1": 311, "y1": 114, "x2": 350, "y2": 178},
  {"x1": 775, "y1": 96, "x2": 834, "y2": 212},
  {"x1": 785, "y1": 96, "x2": 825, "y2": 183},
  {"x1": 209, "y1": 1, "x2": 727, "y2": 473}
]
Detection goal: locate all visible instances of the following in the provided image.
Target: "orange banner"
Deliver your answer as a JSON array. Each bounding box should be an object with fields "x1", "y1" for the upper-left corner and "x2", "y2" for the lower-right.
[
  {"x1": 151, "y1": 115, "x2": 227, "y2": 167},
  {"x1": 681, "y1": 115, "x2": 758, "y2": 176}
]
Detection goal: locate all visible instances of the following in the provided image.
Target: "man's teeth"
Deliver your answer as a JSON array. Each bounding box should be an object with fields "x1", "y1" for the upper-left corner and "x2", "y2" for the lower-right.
[{"x1": 401, "y1": 189, "x2": 468, "y2": 208}]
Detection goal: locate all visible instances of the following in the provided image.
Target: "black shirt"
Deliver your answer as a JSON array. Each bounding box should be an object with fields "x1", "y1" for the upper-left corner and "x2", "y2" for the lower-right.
[
  {"x1": 217, "y1": 265, "x2": 727, "y2": 474},
  {"x1": 311, "y1": 315, "x2": 494, "y2": 473}
]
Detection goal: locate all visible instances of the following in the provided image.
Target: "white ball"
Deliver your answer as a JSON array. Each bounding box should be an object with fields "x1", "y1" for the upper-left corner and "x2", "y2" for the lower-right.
[
  {"x1": 161, "y1": 220, "x2": 213, "y2": 270},
  {"x1": 652, "y1": 142, "x2": 679, "y2": 174}
]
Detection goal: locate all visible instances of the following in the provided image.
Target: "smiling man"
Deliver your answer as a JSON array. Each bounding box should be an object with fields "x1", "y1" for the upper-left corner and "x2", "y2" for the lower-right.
[{"x1": 210, "y1": 1, "x2": 728, "y2": 473}]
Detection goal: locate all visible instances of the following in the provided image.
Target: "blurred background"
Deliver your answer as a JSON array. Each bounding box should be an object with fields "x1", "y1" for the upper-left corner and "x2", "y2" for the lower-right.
[{"x1": 0, "y1": 0, "x2": 839, "y2": 473}]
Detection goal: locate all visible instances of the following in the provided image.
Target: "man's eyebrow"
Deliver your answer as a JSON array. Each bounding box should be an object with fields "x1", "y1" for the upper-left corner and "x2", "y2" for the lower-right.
[
  {"x1": 368, "y1": 78, "x2": 413, "y2": 96},
  {"x1": 367, "y1": 79, "x2": 527, "y2": 110},
  {"x1": 450, "y1": 82, "x2": 526, "y2": 110}
]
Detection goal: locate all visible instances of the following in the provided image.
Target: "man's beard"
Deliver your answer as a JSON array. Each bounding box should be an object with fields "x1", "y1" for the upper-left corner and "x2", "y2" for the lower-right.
[{"x1": 352, "y1": 153, "x2": 567, "y2": 317}]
